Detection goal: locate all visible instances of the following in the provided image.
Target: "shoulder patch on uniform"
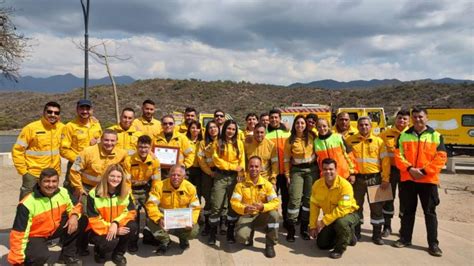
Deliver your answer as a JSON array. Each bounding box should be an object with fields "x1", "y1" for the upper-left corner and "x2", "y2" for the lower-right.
[{"x1": 343, "y1": 194, "x2": 350, "y2": 201}]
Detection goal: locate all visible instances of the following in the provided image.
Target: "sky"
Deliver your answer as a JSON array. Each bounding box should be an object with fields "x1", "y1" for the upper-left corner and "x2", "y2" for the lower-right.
[{"x1": 7, "y1": 0, "x2": 474, "y2": 85}]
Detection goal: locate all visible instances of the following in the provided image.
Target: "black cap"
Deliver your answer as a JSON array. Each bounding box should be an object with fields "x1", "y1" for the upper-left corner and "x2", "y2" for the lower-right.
[{"x1": 77, "y1": 99, "x2": 92, "y2": 107}]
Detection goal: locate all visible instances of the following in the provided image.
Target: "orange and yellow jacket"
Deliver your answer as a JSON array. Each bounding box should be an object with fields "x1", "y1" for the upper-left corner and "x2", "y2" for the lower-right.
[
  {"x1": 395, "y1": 126, "x2": 447, "y2": 185},
  {"x1": 12, "y1": 117, "x2": 64, "y2": 177},
  {"x1": 87, "y1": 188, "x2": 136, "y2": 235},
  {"x1": 154, "y1": 132, "x2": 195, "y2": 168},
  {"x1": 314, "y1": 132, "x2": 355, "y2": 178},
  {"x1": 123, "y1": 152, "x2": 161, "y2": 187},
  {"x1": 197, "y1": 139, "x2": 216, "y2": 176},
  {"x1": 379, "y1": 126, "x2": 407, "y2": 166},
  {"x1": 8, "y1": 186, "x2": 81, "y2": 265},
  {"x1": 60, "y1": 117, "x2": 102, "y2": 163},
  {"x1": 145, "y1": 179, "x2": 201, "y2": 225},
  {"x1": 230, "y1": 175, "x2": 280, "y2": 216},
  {"x1": 266, "y1": 126, "x2": 291, "y2": 175},
  {"x1": 309, "y1": 175, "x2": 359, "y2": 229},
  {"x1": 132, "y1": 117, "x2": 162, "y2": 138},
  {"x1": 333, "y1": 125, "x2": 358, "y2": 140},
  {"x1": 212, "y1": 139, "x2": 245, "y2": 171},
  {"x1": 244, "y1": 138, "x2": 278, "y2": 184},
  {"x1": 283, "y1": 135, "x2": 316, "y2": 178},
  {"x1": 108, "y1": 124, "x2": 144, "y2": 156},
  {"x1": 69, "y1": 144, "x2": 128, "y2": 194},
  {"x1": 346, "y1": 133, "x2": 391, "y2": 182}
]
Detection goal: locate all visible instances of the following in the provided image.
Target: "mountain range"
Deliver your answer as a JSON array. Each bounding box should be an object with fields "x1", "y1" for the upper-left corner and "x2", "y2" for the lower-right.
[
  {"x1": 288, "y1": 78, "x2": 473, "y2": 89},
  {"x1": 0, "y1": 73, "x2": 135, "y2": 93}
]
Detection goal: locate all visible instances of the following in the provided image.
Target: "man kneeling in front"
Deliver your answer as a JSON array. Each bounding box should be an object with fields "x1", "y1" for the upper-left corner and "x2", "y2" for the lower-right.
[
  {"x1": 309, "y1": 158, "x2": 359, "y2": 259},
  {"x1": 145, "y1": 164, "x2": 201, "y2": 255},
  {"x1": 230, "y1": 156, "x2": 280, "y2": 258}
]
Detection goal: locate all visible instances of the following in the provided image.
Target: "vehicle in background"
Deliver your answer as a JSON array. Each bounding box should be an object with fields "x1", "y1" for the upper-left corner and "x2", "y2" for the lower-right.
[
  {"x1": 336, "y1": 107, "x2": 387, "y2": 135},
  {"x1": 277, "y1": 103, "x2": 332, "y2": 129}
]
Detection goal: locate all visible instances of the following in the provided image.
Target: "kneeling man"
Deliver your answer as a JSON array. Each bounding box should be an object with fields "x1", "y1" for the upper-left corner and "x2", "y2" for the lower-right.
[
  {"x1": 145, "y1": 164, "x2": 201, "y2": 255},
  {"x1": 309, "y1": 158, "x2": 359, "y2": 259},
  {"x1": 230, "y1": 156, "x2": 280, "y2": 258}
]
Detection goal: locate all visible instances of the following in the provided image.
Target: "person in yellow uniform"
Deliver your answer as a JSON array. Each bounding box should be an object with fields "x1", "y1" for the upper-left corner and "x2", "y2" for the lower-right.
[
  {"x1": 145, "y1": 164, "x2": 201, "y2": 255},
  {"x1": 346, "y1": 116, "x2": 390, "y2": 245},
  {"x1": 207, "y1": 120, "x2": 245, "y2": 245},
  {"x1": 186, "y1": 121, "x2": 204, "y2": 200},
  {"x1": 12, "y1": 101, "x2": 64, "y2": 200},
  {"x1": 154, "y1": 115, "x2": 194, "y2": 177},
  {"x1": 284, "y1": 115, "x2": 317, "y2": 242},
  {"x1": 334, "y1": 112, "x2": 358, "y2": 140},
  {"x1": 259, "y1": 113, "x2": 270, "y2": 130},
  {"x1": 305, "y1": 113, "x2": 318, "y2": 137},
  {"x1": 122, "y1": 135, "x2": 161, "y2": 251},
  {"x1": 309, "y1": 158, "x2": 359, "y2": 259},
  {"x1": 177, "y1": 107, "x2": 198, "y2": 134},
  {"x1": 109, "y1": 108, "x2": 143, "y2": 156},
  {"x1": 197, "y1": 120, "x2": 219, "y2": 236},
  {"x1": 244, "y1": 123, "x2": 278, "y2": 185},
  {"x1": 379, "y1": 109, "x2": 410, "y2": 237},
  {"x1": 240, "y1": 113, "x2": 258, "y2": 143},
  {"x1": 61, "y1": 99, "x2": 102, "y2": 193},
  {"x1": 132, "y1": 99, "x2": 162, "y2": 138},
  {"x1": 231, "y1": 156, "x2": 280, "y2": 258}
]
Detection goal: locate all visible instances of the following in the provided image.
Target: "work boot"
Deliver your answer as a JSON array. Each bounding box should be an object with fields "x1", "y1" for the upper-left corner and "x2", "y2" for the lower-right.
[
  {"x1": 382, "y1": 217, "x2": 392, "y2": 238},
  {"x1": 155, "y1": 241, "x2": 170, "y2": 256},
  {"x1": 128, "y1": 240, "x2": 139, "y2": 253},
  {"x1": 392, "y1": 238, "x2": 412, "y2": 248},
  {"x1": 93, "y1": 246, "x2": 106, "y2": 264},
  {"x1": 349, "y1": 227, "x2": 358, "y2": 246},
  {"x1": 57, "y1": 255, "x2": 82, "y2": 266},
  {"x1": 372, "y1": 225, "x2": 385, "y2": 245},
  {"x1": 264, "y1": 244, "x2": 276, "y2": 258},
  {"x1": 355, "y1": 224, "x2": 361, "y2": 240},
  {"x1": 208, "y1": 226, "x2": 217, "y2": 245},
  {"x1": 286, "y1": 221, "x2": 296, "y2": 242},
  {"x1": 329, "y1": 248, "x2": 344, "y2": 259},
  {"x1": 142, "y1": 229, "x2": 160, "y2": 246},
  {"x1": 428, "y1": 243, "x2": 443, "y2": 257},
  {"x1": 300, "y1": 222, "x2": 310, "y2": 240},
  {"x1": 111, "y1": 253, "x2": 127, "y2": 266},
  {"x1": 201, "y1": 215, "x2": 210, "y2": 236},
  {"x1": 226, "y1": 222, "x2": 236, "y2": 244},
  {"x1": 179, "y1": 238, "x2": 190, "y2": 250},
  {"x1": 245, "y1": 229, "x2": 255, "y2": 246},
  {"x1": 219, "y1": 216, "x2": 227, "y2": 235}
]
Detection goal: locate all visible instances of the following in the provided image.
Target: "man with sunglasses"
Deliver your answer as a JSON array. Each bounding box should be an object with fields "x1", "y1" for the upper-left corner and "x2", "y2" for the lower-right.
[
  {"x1": 213, "y1": 109, "x2": 226, "y2": 133},
  {"x1": 13, "y1": 102, "x2": 65, "y2": 200}
]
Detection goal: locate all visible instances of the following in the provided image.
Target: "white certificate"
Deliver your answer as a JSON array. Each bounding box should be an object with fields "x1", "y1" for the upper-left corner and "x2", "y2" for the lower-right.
[
  {"x1": 154, "y1": 146, "x2": 180, "y2": 167},
  {"x1": 164, "y1": 208, "x2": 193, "y2": 230}
]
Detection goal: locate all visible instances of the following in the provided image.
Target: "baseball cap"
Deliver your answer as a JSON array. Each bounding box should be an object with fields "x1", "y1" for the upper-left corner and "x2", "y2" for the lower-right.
[{"x1": 77, "y1": 99, "x2": 92, "y2": 107}]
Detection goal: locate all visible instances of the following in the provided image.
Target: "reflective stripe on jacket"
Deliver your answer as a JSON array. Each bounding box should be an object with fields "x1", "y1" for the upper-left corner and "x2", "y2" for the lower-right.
[
  {"x1": 197, "y1": 140, "x2": 216, "y2": 176},
  {"x1": 379, "y1": 126, "x2": 406, "y2": 166},
  {"x1": 244, "y1": 138, "x2": 278, "y2": 184},
  {"x1": 212, "y1": 139, "x2": 245, "y2": 171},
  {"x1": 266, "y1": 128, "x2": 291, "y2": 175},
  {"x1": 314, "y1": 132, "x2": 355, "y2": 178},
  {"x1": 230, "y1": 175, "x2": 280, "y2": 216},
  {"x1": 123, "y1": 153, "x2": 161, "y2": 186},
  {"x1": 283, "y1": 135, "x2": 316, "y2": 178},
  {"x1": 108, "y1": 124, "x2": 144, "y2": 156},
  {"x1": 155, "y1": 132, "x2": 195, "y2": 168},
  {"x1": 60, "y1": 117, "x2": 102, "y2": 162}
]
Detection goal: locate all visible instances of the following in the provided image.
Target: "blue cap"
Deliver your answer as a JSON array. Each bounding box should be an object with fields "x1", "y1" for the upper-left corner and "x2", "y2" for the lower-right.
[{"x1": 77, "y1": 99, "x2": 92, "y2": 107}]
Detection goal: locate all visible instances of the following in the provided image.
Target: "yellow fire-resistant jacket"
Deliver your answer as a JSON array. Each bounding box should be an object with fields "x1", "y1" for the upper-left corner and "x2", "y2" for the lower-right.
[
  {"x1": 346, "y1": 133, "x2": 390, "y2": 182},
  {"x1": 70, "y1": 144, "x2": 128, "y2": 194},
  {"x1": 188, "y1": 139, "x2": 201, "y2": 168},
  {"x1": 123, "y1": 153, "x2": 161, "y2": 187},
  {"x1": 197, "y1": 140, "x2": 216, "y2": 176},
  {"x1": 244, "y1": 138, "x2": 278, "y2": 184},
  {"x1": 333, "y1": 125, "x2": 359, "y2": 140},
  {"x1": 309, "y1": 175, "x2": 359, "y2": 229},
  {"x1": 132, "y1": 117, "x2": 162, "y2": 138},
  {"x1": 230, "y1": 175, "x2": 280, "y2": 216},
  {"x1": 108, "y1": 124, "x2": 143, "y2": 156},
  {"x1": 60, "y1": 117, "x2": 102, "y2": 163},
  {"x1": 177, "y1": 123, "x2": 188, "y2": 135},
  {"x1": 154, "y1": 132, "x2": 194, "y2": 168},
  {"x1": 283, "y1": 135, "x2": 316, "y2": 178},
  {"x1": 379, "y1": 126, "x2": 407, "y2": 166},
  {"x1": 12, "y1": 117, "x2": 64, "y2": 177},
  {"x1": 212, "y1": 140, "x2": 245, "y2": 171},
  {"x1": 145, "y1": 179, "x2": 201, "y2": 224}
]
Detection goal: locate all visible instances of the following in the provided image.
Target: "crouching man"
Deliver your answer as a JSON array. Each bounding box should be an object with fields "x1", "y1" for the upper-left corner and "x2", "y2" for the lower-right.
[
  {"x1": 8, "y1": 168, "x2": 87, "y2": 266},
  {"x1": 309, "y1": 158, "x2": 359, "y2": 259},
  {"x1": 230, "y1": 156, "x2": 280, "y2": 258},
  {"x1": 145, "y1": 164, "x2": 201, "y2": 255}
]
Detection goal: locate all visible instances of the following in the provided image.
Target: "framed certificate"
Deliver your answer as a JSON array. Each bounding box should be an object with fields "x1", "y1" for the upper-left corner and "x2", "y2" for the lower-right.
[
  {"x1": 154, "y1": 146, "x2": 180, "y2": 168},
  {"x1": 367, "y1": 184, "x2": 393, "y2": 204},
  {"x1": 163, "y1": 208, "x2": 193, "y2": 230}
]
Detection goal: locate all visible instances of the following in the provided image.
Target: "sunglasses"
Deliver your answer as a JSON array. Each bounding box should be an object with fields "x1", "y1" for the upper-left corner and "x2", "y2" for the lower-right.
[
  {"x1": 46, "y1": 110, "x2": 60, "y2": 115},
  {"x1": 215, "y1": 114, "x2": 224, "y2": 118},
  {"x1": 163, "y1": 122, "x2": 174, "y2": 126}
]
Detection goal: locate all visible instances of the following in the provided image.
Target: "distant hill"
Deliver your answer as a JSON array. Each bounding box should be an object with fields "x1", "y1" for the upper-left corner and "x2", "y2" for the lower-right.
[
  {"x1": 288, "y1": 78, "x2": 473, "y2": 89},
  {"x1": 0, "y1": 78, "x2": 472, "y2": 130},
  {"x1": 0, "y1": 73, "x2": 135, "y2": 93}
]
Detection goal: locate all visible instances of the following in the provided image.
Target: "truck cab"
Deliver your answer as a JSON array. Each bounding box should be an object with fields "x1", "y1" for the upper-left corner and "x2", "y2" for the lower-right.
[{"x1": 337, "y1": 107, "x2": 387, "y2": 135}]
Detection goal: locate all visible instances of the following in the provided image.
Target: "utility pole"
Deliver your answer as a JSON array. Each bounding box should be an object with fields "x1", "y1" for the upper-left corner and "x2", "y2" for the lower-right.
[{"x1": 80, "y1": 0, "x2": 90, "y2": 99}]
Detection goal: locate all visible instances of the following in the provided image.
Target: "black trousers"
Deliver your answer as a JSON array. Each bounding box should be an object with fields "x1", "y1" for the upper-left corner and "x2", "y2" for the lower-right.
[
  {"x1": 276, "y1": 174, "x2": 289, "y2": 222},
  {"x1": 24, "y1": 215, "x2": 88, "y2": 266},
  {"x1": 91, "y1": 220, "x2": 138, "y2": 256},
  {"x1": 399, "y1": 181, "x2": 440, "y2": 245}
]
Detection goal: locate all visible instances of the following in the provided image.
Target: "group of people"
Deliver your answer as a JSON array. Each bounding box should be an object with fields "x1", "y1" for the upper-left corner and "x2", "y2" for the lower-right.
[{"x1": 8, "y1": 99, "x2": 447, "y2": 265}]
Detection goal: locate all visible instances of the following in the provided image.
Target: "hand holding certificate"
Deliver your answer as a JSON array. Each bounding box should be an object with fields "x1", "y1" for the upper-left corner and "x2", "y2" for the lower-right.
[
  {"x1": 367, "y1": 184, "x2": 393, "y2": 203},
  {"x1": 154, "y1": 146, "x2": 180, "y2": 168},
  {"x1": 163, "y1": 208, "x2": 193, "y2": 230}
]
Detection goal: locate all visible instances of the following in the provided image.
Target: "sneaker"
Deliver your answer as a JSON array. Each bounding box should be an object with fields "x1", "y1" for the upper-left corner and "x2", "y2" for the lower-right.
[
  {"x1": 392, "y1": 239, "x2": 412, "y2": 248},
  {"x1": 264, "y1": 244, "x2": 276, "y2": 258},
  {"x1": 428, "y1": 244, "x2": 443, "y2": 257},
  {"x1": 179, "y1": 238, "x2": 190, "y2": 250},
  {"x1": 329, "y1": 249, "x2": 343, "y2": 259},
  {"x1": 112, "y1": 253, "x2": 127, "y2": 266}
]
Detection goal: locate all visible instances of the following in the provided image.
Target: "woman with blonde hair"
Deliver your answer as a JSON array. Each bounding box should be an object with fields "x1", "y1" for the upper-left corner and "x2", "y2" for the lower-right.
[{"x1": 87, "y1": 164, "x2": 137, "y2": 265}]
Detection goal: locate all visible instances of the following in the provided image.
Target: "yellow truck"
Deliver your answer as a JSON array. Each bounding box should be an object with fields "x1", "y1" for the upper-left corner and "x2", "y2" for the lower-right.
[
  {"x1": 277, "y1": 103, "x2": 332, "y2": 129},
  {"x1": 426, "y1": 108, "x2": 474, "y2": 156},
  {"x1": 336, "y1": 107, "x2": 387, "y2": 135}
]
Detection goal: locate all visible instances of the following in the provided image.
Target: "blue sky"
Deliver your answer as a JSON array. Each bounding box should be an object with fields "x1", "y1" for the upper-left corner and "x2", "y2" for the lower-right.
[{"x1": 8, "y1": 0, "x2": 474, "y2": 85}]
